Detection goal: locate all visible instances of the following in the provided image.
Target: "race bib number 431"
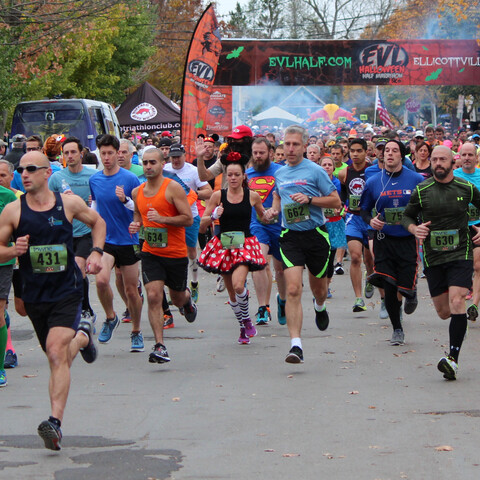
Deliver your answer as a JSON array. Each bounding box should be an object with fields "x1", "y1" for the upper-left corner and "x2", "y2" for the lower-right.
[{"x1": 30, "y1": 244, "x2": 68, "y2": 273}]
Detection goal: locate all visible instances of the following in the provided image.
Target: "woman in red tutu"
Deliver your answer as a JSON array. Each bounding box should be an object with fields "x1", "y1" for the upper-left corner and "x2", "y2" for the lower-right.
[{"x1": 199, "y1": 152, "x2": 267, "y2": 344}]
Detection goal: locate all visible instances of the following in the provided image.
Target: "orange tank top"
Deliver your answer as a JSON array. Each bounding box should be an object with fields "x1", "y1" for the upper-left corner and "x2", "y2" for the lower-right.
[{"x1": 137, "y1": 179, "x2": 187, "y2": 258}]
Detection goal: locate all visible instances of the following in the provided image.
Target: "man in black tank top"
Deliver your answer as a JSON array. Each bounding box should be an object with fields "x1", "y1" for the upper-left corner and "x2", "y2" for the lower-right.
[{"x1": 0, "y1": 151, "x2": 106, "y2": 451}]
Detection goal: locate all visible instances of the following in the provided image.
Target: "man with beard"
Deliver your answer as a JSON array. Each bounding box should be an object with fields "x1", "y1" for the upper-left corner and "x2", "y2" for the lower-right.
[
  {"x1": 402, "y1": 146, "x2": 480, "y2": 380},
  {"x1": 246, "y1": 137, "x2": 287, "y2": 325}
]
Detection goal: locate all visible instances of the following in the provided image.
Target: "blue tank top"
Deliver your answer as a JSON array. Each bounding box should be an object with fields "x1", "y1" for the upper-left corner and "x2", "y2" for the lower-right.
[{"x1": 15, "y1": 192, "x2": 83, "y2": 303}]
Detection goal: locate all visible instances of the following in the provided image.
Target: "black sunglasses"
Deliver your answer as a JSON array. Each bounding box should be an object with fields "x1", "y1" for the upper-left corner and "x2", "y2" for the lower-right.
[{"x1": 16, "y1": 165, "x2": 48, "y2": 174}]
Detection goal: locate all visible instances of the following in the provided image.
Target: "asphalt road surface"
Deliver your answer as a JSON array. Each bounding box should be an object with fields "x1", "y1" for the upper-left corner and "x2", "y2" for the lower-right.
[{"x1": 2, "y1": 261, "x2": 480, "y2": 480}]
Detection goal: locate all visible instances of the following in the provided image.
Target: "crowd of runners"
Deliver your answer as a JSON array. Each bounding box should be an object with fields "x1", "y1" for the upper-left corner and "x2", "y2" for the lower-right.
[{"x1": 0, "y1": 121, "x2": 480, "y2": 450}]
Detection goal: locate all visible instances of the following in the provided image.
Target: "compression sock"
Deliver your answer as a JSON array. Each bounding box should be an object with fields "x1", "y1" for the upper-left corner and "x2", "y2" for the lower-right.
[
  {"x1": 384, "y1": 282, "x2": 403, "y2": 331},
  {"x1": 189, "y1": 258, "x2": 198, "y2": 283},
  {"x1": 0, "y1": 325, "x2": 7, "y2": 370},
  {"x1": 162, "y1": 289, "x2": 172, "y2": 317},
  {"x1": 235, "y1": 288, "x2": 250, "y2": 322},
  {"x1": 5, "y1": 325, "x2": 14, "y2": 353},
  {"x1": 82, "y1": 277, "x2": 92, "y2": 314},
  {"x1": 229, "y1": 301, "x2": 243, "y2": 325},
  {"x1": 449, "y1": 313, "x2": 468, "y2": 362}
]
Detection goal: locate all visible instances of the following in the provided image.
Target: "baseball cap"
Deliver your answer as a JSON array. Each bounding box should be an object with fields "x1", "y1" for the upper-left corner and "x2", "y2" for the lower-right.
[
  {"x1": 158, "y1": 138, "x2": 172, "y2": 147},
  {"x1": 415, "y1": 130, "x2": 424, "y2": 138},
  {"x1": 375, "y1": 138, "x2": 387, "y2": 147},
  {"x1": 0, "y1": 140, "x2": 6, "y2": 147},
  {"x1": 161, "y1": 131, "x2": 172, "y2": 137},
  {"x1": 228, "y1": 125, "x2": 253, "y2": 140},
  {"x1": 472, "y1": 134, "x2": 480, "y2": 139},
  {"x1": 169, "y1": 143, "x2": 185, "y2": 156}
]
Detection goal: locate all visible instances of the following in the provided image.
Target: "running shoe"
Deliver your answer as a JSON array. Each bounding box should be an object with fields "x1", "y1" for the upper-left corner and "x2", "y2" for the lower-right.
[
  {"x1": 121, "y1": 309, "x2": 131, "y2": 323},
  {"x1": 314, "y1": 303, "x2": 329, "y2": 331},
  {"x1": 404, "y1": 292, "x2": 418, "y2": 315},
  {"x1": 467, "y1": 304, "x2": 478, "y2": 322},
  {"x1": 327, "y1": 288, "x2": 332, "y2": 299},
  {"x1": 364, "y1": 274, "x2": 375, "y2": 299},
  {"x1": 243, "y1": 319, "x2": 257, "y2": 338},
  {"x1": 277, "y1": 294, "x2": 286, "y2": 325},
  {"x1": 130, "y1": 331, "x2": 145, "y2": 352},
  {"x1": 379, "y1": 299, "x2": 389, "y2": 319},
  {"x1": 353, "y1": 297, "x2": 367, "y2": 312},
  {"x1": 437, "y1": 355, "x2": 458, "y2": 380},
  {"x1": 163, "y1": 314, "x2": 175, "y2": 329},
  {"x1": 4, "y1": 349, "x2": 18, "y2": 368},
  {"x1": 81, "y1": 310, "x2": 97, "y2": 334},
  {"x1": 190, "y1": 281, "x2": 199, "y2": 303},
  {"x1": 334, "y1": 263, "x2": 345, "y2": 275},
  {"x1": 181, "y1": 292, "x2": 198, "y2": 323},
  {"x1": 238, "y1": 327, "x2": 250, "y2": 345},
  {"x1": 0, "y1": 370, "x2": 6, "y2": 387},
  {"x1": 255, "y1": 306, "x2": 269, "y2": 325},
  {"x1": 78, "y1": 317, "x2": 97, "y2": 363},
  {"x1": 38, "y1": 420, "x2": 62, "y2": 451},
  {"x1": 98, "y1": 315, "x2": 120, "y2": 344},
  {"x1": 216, "y1": 275, "x2": 225, "y2": 292},
  {"x1": 390, "y1": 329, "x2": 405, "y2": 346},
  {"x1": 285, "y1": 346, "x2": 304, "y2": 364},
  {"x1": 149, "y1": 343, "x2": 170, "y2": 363}
]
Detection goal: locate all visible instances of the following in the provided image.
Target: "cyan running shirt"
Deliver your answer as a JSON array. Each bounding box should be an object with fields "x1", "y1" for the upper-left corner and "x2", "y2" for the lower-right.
[{"x1": 274, "y1": 158, "x2": 335, "y2": 231}]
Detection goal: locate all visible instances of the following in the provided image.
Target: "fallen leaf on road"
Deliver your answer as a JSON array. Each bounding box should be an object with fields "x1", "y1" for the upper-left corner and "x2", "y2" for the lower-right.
[
  {"x1": 287, "y1": 375, "x2": 293, "y2": 378},
  {"x1": 172, "y1": 397, "x2": 180, "y2": 402},
  {"x1": 198, "y1": 329, "x2": 205, "y2": 333},
  {"x1": 368, "y1": 406, "x2": 376, "y2": 409},
  {"x1": 435, "y1": 445, "x2": 453, "y2": 451},
  {"x1": 23, "y1": 375, "x2": 37, "y2": 378},
  {"x1": 349, "y1": 391, "x2": 359, "y2": 395},
  {"x1": 264, "y1": 449, "x2": 275, "y2": 452},
  {"x1": 282, "y1": 453, "x2": 300, "y2": 457}
]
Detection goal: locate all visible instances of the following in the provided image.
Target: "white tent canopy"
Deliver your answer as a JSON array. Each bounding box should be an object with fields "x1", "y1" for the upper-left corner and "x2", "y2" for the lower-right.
[{"x1": 252, "y1": 106, "x2": 303, "y2": 124}]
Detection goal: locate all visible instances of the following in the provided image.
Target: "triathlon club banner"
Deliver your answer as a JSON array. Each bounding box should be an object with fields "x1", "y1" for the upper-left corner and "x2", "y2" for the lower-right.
[
  {"x1": 181, "y1": 4, "x2": 221, "y2": 162},
  {"x1": 214, "y1": 40, "x2": 480, "y2": 87}
]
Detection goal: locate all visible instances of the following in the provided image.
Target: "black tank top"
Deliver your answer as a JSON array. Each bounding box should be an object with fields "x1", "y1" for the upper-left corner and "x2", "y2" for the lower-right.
[
  {"x1": 345, "y1": 165, "x2": 367, "y2": 215},
  {"x1": 15, "y1": 192, "x2": 82, "y2": 303},
  {"x1": 219, "y1": 188, "x2": 252, "y2": 236}
]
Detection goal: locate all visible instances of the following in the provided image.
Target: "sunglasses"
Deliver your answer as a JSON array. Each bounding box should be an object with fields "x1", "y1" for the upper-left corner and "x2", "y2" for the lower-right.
[
  {"x1": 16, "y1": 165, "x2": 48, "y2": 174},
  {"x1": 142, "y1": 159, "x2": 157, "y2": 165}
]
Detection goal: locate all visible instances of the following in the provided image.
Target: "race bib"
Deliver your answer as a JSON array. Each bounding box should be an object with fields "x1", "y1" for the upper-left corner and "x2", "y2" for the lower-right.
[
  {"x1": 349, "y1": 194, "x2": 361, "y2": 211},
  {"x1": 221, "y1": 231, "x2": 245, "y2": 249},
  {"x1": 324, "y1": 208, "x2": 336, "y2": 218},
  {"x1": 384, "y1": 207, "x2": 405, "y2": 226},
  {"x1": 468, "y1": 205, "x2": 480, "y2": 221},
  {"x1": 430, "y1": 229, "x2": 459, "y2": 251},
  {"x1": 144, "y1": 227, "x2": 168, "y2": 248},
  {"x1": 283, "y1": 203, "x2": 310, "y2": 224},
  {"x1": 30, "y1": 244, "x2": 68, "y2": 273}
]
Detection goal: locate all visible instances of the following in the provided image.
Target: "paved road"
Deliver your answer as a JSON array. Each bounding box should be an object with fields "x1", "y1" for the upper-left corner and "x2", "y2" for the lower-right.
[{"x1": 2, "y1": 262, "x2": 480, "y2": 480}]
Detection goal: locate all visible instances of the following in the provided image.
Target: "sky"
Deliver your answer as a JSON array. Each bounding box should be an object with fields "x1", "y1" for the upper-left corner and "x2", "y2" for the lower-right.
[{"x1": 213, "y1": 0, "x2": 247, "y2": 19}]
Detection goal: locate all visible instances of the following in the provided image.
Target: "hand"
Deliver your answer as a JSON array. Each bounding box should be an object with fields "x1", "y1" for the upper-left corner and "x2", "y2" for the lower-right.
[
  {"x1": 195, "y1": 137, "x2": 207, "y2": 160},
  {"x1": 414, "y1": 221, "x2": 432, "y2": 242},
  {"x1": 264, "y1": 208, "x2": 279, "y2": 221},
  {"x1": 370, "y1": 213, "x2": 385, "y2": 231},
  {"x1": 211, "y1": 203, "x2": 224, "y2": 220},
  {"x1": 115, "y1": 185, "x2": 126, "y2": 203},
  {"x1": 129, "y1": 221, "x2": 141, "y2": 234},
  {"x1": 85, "y1": 253, "x2": 103, "y2": 275},
  {"x1": 472, "y1": 225, "x2": 480, "y2": 245},
  {"x1": 289, "y1": 192, "x2": 310, "y2": 204},
  {"x1": 147, "y1": 208, "x2": 164, "y2": 223},
  {"x1": 15, "y1": 235, "x2": 29, "y2": 256}
]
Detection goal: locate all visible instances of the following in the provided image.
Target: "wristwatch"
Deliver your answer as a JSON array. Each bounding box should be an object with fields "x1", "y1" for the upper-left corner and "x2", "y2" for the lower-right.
[
  {"x1": 307, "y1": 195, "x2": 313, "y2": 205},
  {"x1": 122, "y1": 196, "x2": 131, "y2": 204},
  {"x1": 90, "y1": 247, "x2": 104, "y2": 255}
]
